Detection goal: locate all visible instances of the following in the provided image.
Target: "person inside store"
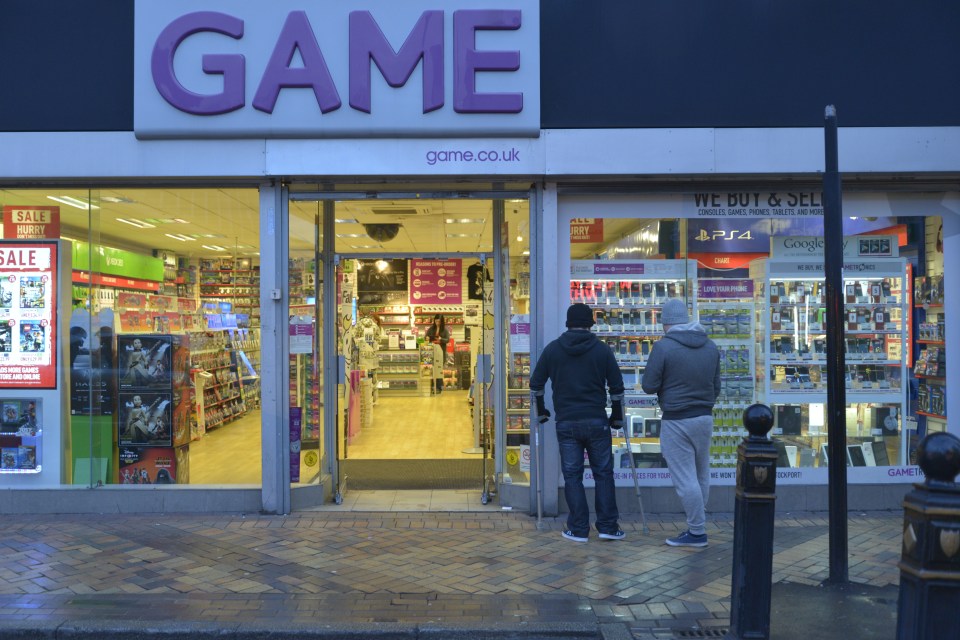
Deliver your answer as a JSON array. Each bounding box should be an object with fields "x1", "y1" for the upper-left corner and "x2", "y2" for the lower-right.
[
  {"x1": 425, "y1": 314, "x2": 450, "y2": 393},
  {"x1": 529, "y1": 303, "x2": 626, "y2": 543},
  {"x1": 641, "y1": 298, "x2": 720, "y2": 548}
]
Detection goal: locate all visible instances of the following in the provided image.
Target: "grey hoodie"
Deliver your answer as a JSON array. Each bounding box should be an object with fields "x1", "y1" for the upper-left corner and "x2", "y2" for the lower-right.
[
  {"x1": 529, "y1": 330, "x2": 624, "y2": 422},
  {"x1": 640, "y1": 324, "x2": 721, "y2": 420}
]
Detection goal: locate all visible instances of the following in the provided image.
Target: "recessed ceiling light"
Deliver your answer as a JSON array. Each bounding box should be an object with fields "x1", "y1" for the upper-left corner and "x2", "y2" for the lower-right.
[
  {"x1": 116, "y1": 218, "x2": 156, "y2": 229},
  {"x1": 164, "y1": 233, "x2": 195, "y2": 242},
  {"x1": 336, "y1": 218, "x2": 359, "y2": 224},
  {"x1": 445, "y1": 218, "x2": 485, "y2": 224},
  {"x1": 446, "y1": 233, "x2": 480, "y2": 238},
  {"x1": 47, "y1": 195, "x2": 99, "y2": 210},
  {"x1": 351, "y1": 245, "x2": 379, "y2": 249},
  {"x1": 101, "y1": 196, "x2": 137, "y2": 204},
  {"x1": 522, "y1": 250, "x2": 530, "y2": 256},
  {"x1": 202, "y1": 245, "x2": 227, "y2": 251},
  {"x1": 336, "y1": 233, "x2": 366, "y2": 238},
  {"x1": 171, "y1": 218, "x2": 189, "y2": 224}
]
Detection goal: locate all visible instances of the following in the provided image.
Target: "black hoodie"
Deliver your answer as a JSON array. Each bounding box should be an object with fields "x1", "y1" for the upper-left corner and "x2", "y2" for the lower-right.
[{"x1": 530, "y1": 330, "x2": 624, "y2": 422}]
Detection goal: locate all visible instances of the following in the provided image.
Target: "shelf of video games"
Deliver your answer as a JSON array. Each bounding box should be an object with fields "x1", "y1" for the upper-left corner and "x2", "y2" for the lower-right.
[
  {"x1": 62, "y1": 251, "x2": 265, "y2": 484},
  {"x1": 569, "y1": 259, "x2": 700, "y2": 472},
  {"x1": 750, "y1": 257, "x2": 909, "y2": 468},
  {"x1": 914, "y1": 273, "x2": 946, "y2": 445}
]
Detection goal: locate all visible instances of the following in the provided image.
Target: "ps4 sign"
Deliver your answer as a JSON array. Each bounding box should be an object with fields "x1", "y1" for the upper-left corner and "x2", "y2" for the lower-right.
[{"x1": 134, "y1": 0, "x2": 540, "y2": 139}]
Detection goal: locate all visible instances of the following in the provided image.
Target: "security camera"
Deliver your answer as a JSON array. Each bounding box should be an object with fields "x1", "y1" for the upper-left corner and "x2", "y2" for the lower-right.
[{"x1": 364, "y1": 223, "x2": 401, "y2": 242}]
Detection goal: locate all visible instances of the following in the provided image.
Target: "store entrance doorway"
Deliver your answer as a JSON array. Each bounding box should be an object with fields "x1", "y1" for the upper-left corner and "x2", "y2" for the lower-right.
[
  {"x1": 334, "y1": 254, "x2": 494, "y2": 497},
  {"x1": 287, "y1": 188, "x2": 531, "y2": 509}
]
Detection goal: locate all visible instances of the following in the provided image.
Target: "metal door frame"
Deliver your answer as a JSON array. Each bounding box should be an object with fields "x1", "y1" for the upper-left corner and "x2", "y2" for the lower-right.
[{"x1": 287, "y1": 188, "x2": 531, "y2": 506}]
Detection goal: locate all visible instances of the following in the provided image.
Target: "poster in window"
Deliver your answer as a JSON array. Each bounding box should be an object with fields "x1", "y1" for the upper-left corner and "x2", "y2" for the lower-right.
[
  {"x1": 118, "y1": 391, "x2": 173, "y2": 447},
  {"x1": 117, "y1": 334, "x2": 172, "y2": 391},
  {"x1": 0, "y1": 241, "x2": 58, "y2": 388}
]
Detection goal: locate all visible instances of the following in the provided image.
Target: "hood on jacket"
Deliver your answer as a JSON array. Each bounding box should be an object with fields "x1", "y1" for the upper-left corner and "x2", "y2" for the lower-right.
[
  {"x1": 663, "y1": 328, "x2": 709, "y2": 349},
  {"x1": 558, "y1": 329, "x2": 599, "y2": 356}
]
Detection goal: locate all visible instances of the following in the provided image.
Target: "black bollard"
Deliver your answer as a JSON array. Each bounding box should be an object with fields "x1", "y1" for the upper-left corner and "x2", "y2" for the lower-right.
[
  {"x1": 896, "y1": 431, "x2": 960, "y2": 640},
  {"x1": 727, "y1": 403, "x2": 777, "y2": 640}
]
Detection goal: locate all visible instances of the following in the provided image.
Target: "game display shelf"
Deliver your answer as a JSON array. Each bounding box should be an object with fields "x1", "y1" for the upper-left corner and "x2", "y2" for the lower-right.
[
  {"x1": 914, "y1": 274, "x2": 946, "y2": 429},
  {"x1": 698, "y1": 295, "x2": 756, "y2": 468},
  {"x1": 376, "y1": 349, "x2": 421, "y2": 395},
  {"x1": 504, "y1": 352, "x2": 531, "y2": 483},
  {"x1": 751, "y1": 257, "x2": 908, "y2": 465},
  {"x1": 199, "y1": 258, "x2": 260, "y2": 328},
  {"x1": 189, "y1": 330, "x2": 248, "y2": 437}
]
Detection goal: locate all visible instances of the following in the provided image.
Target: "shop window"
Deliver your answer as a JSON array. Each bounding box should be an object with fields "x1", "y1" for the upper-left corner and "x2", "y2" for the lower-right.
[{"x1": 0, "y1": 187, "x2": 262, "y2": 487}]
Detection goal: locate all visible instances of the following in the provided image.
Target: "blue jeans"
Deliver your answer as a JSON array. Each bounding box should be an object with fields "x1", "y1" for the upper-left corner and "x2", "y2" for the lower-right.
[{"x1": 557, "y1": 419, "x2": 620, "y2": 537}]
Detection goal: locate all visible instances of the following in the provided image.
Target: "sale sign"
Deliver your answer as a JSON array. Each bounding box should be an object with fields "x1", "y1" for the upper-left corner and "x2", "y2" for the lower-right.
[
  {"x1": 0, "y1": 241, "x2": 59, "y2": 388},
  {"x1": 410, "y1": 259, "x2": 462, "y2": 304},
  {"x1": 570, "y1": 218, "x2": 603, "y2": 243},
  {"x1": 2, "y1": 206, "x2": 60, "y2": 239}
]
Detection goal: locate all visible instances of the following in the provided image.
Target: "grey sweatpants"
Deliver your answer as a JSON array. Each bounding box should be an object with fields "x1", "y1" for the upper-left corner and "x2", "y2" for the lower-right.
[{"x1": 661, "y1": 415, "x2": 714, "y2": 536}]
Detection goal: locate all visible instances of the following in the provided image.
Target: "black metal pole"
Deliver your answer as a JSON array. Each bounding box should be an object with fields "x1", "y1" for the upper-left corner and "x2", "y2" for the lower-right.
[{"x1": 823, "y1": 105, "x2": 849, "y2": 584}]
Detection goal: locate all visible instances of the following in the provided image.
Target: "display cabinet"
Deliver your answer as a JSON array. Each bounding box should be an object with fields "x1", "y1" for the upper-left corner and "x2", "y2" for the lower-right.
[
  {"x1": 914, "y1": 274, "x2": 946, "y2": 432},
  {"x1": 570, "y1": 259, "x2": 699, "y2": 402},
  {"x1": 569, "y1": 260, "x2": 698, "y2": 472},
  {"x1": 376, "y1": 349, "x2": 421, "y2": 395},
  {"x1": 505, "y1": 352, "x2": 531, "y2": 482},
  {"x1": 751, "y1": 258, "x2": 908, "y2": 465}
]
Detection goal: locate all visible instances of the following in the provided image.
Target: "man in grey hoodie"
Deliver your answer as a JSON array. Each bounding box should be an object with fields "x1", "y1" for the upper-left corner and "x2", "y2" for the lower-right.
[
  {"x1": 641, "y1": 298, "x2": 720, "y2": 548},
  {"x1": 530, "y1": 303, "x2": 625, "y2": 543}
]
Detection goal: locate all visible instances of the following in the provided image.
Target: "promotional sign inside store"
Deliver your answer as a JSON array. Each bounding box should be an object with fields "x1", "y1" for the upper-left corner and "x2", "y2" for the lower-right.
[
  {"x1": 2, "y1": 206, "x2": 60, "y2": 240},
  {"x1": 570, "y1": 218, "x2": 603, "y2": 243},
  {"x1": 134, "y1": 0, "x2": 540, "y2": 138},
  {"x1": 410, "y1": 259, "x2": 462, "y2": 304},
  {"x1": 0, "y1": 241, "x2": 58, "y2": 389}
]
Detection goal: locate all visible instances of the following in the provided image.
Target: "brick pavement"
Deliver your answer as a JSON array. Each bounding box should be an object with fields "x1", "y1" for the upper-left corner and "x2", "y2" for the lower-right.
[{"x1": 0, "y1": 510, "x2": 903, "y2": 638}]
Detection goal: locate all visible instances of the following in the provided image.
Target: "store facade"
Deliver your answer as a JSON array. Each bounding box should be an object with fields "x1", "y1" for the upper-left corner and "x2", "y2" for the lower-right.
[{"x1": 0, "y1": 0, "x2": 958, "y2": 514}]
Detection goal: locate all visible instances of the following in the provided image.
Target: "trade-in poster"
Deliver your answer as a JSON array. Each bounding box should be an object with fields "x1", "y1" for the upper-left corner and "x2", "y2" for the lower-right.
[
  {"x1": 0, "y1": 241, "x2": 59, "y2": 388},
  {"x1": 410, "y1": 259, "x2": 462, "y2": 304}
]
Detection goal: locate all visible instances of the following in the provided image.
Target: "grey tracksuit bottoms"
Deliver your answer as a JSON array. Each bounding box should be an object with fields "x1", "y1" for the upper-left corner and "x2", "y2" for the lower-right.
[{"x1": 661, "y1": 415, "x2": 714, "y2": 536}]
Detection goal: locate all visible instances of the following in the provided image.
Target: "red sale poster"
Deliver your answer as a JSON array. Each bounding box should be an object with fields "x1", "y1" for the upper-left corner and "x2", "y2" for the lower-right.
[
  {"x1": 0, "y1": 241, "x2": 58, "y2": 389},
  {"x1": 410, "y1": 259, "x2": 462, "y2": 304}
]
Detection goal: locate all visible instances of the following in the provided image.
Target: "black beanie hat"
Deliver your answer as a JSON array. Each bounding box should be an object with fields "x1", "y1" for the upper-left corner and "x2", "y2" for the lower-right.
[{"x1": 566, "y1": 303, "x2": 595, "y2": 328}]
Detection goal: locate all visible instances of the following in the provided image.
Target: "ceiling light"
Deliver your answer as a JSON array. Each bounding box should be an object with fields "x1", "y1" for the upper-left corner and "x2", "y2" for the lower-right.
[
  {"x1": 351, "y1": 245, "x2": 379, "y2": 249},
  {"x1": 445, "y1": 218, "x2": 485, "y2": 224},
  {"x1": 164, "y1": 233, "x2": 195, "y2": 242},
  {"x1": 336, "y1": 218, "x2": 359, "y2": 224},
  {"x1": 47, "y1": 195, "x2": 100, "y2": 210},
  {"x1": 522, "y1": 250, "x2": 530, "y2": 256},
  {"x1": 100, "y1": 196, "x2": 137, "y2": 204},
  {"x1": 516, "y1": 234, "x2": 523, "y2": 242},
  {"x1": 202, "y1": 245, "x2": 227, "y2": 251},
  {"x1": 336, "y1": 233, "x2": 367, "y2": 238},
  {"x1": 172, "y1": 218, "x2": 190, "y2": 224},
  {"x1": 116, "y1": 218, "x2": 156, "y2": 229},
  {"x1": 446, "y1": 233, "x2": 480, "y2": 238}
]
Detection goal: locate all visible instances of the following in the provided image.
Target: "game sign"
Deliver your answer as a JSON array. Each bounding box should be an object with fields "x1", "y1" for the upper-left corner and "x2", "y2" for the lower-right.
[{"x1": 0, "y1": 241, "x2": 59, "y2": 388}]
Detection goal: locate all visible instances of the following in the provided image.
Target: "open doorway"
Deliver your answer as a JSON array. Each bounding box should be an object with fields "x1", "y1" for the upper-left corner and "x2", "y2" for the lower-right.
[{"x1": 289, "y1": 191, "x2": 530, "y2": 510}]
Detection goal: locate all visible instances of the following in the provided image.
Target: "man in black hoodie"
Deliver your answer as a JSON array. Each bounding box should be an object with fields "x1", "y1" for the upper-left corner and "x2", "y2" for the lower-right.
[{"x1": 530, "y1": 303, "x2": 625, "y2": 543}]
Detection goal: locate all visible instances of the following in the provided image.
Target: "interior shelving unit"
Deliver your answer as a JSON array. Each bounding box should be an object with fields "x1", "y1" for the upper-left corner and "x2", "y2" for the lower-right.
[{"x1": 751, "y1": 257, "x2": 908, "y2": 466}]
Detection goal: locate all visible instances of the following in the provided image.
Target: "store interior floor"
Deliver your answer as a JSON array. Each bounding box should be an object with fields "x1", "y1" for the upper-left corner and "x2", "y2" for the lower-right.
[{"x1": 187, "y1": 390, "x2": 490, "y2": 507}]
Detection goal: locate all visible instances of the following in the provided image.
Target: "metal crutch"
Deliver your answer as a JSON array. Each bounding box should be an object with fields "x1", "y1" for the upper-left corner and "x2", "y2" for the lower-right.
[
  {"x1": 622, "y1": 420, "x2": 650, "y2": 534},
  {"x1": 535, "y1": 414, "x2": 545, "y2": 529}
]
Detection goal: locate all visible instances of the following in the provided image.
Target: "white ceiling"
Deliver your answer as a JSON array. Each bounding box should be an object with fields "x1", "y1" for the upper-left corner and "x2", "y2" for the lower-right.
[{"x1": 0, "y1": 187, "x2": 643, "y2": 265}]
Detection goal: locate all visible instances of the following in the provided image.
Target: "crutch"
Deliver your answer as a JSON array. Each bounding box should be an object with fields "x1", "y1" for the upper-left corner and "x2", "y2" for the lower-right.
[
  {"x1": 622, "y1": 419, "x2": 650, "y2": 534},
  {"x1": 535, "y1": 413, "x2": 546, "y2": 530}
]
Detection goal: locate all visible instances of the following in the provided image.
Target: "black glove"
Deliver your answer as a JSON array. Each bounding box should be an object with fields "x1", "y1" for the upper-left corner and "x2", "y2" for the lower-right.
[
  {"x1": 609, "y1": 399, "x2": 624, "y2": 429},
  {"x1": 535, "y1": 395, "x2": 551, "y2": 424}
]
